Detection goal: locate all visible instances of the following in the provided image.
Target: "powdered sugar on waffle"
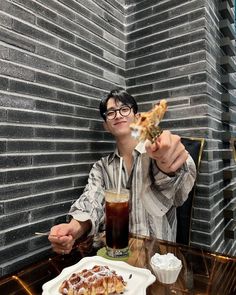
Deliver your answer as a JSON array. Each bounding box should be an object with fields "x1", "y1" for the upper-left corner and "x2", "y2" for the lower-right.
[{"x1": 59, "y1": 265, "x2": 127, "y2": 294}]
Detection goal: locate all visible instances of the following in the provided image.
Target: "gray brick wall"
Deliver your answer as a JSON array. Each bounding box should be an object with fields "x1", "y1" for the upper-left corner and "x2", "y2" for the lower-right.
[{"x1": 0, "y1": 0, "x2": 235, "y2": 277}]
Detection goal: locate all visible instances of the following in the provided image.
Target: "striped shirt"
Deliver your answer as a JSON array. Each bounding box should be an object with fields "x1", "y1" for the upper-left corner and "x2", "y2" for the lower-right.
[{"x1": 69, "y1": 142, "x2": 196, "y2": 241}]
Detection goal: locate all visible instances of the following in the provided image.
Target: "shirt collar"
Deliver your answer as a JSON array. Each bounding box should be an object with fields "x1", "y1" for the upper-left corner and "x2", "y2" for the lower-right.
[{"x1": 108, "y1": 141, "x2": 146, "y2": 164}]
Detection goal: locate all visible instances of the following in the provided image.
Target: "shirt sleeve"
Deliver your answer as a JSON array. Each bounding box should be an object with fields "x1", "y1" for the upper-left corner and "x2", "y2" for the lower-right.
[
  {"x1": 141, "y1": 154, "x2": 196, "y2": 217},
  {"x1": 68, "y1": 159, "x2": 106, "y2": 236}
]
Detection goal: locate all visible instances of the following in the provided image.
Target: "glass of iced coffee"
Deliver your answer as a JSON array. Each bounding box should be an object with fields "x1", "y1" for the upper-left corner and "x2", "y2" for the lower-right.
[{"x1": 105, "y1": 188, "x2": 129, "y2": 258}]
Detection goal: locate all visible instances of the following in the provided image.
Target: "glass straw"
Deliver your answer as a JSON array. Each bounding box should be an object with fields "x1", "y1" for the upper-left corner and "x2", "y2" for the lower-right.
[{"x1": 117, "y1": 157, "x2": 123, "y2": 195}]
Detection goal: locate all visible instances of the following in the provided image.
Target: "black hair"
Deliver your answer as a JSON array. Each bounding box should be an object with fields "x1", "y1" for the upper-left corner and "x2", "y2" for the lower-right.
[{"x1": 99, "y1": 88, "x2": 138, "y2": 121}]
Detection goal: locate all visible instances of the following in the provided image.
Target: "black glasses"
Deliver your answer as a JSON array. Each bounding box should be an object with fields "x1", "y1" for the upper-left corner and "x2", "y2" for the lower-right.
[{"x1": 104, "y1": 105, "x2": 133, "y2": 120}]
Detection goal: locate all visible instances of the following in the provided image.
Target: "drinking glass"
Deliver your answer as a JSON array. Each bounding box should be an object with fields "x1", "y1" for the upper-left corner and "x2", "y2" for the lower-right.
[{"x1": 105, "y1": 188, "x2": 129, "y2": 257}]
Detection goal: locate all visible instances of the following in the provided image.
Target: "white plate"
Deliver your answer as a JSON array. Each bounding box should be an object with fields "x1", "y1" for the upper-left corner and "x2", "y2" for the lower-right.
[{"x1": 42, "y1": 256, "x2": 156, "y2": 295}]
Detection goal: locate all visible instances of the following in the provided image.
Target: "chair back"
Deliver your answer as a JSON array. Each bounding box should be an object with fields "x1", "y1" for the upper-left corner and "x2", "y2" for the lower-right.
[{"x1": 176, "y1": 137, "x2": 204, "y2": 245}]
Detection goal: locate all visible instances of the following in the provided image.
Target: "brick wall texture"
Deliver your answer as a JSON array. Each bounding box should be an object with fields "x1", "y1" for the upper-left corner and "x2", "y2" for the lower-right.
[{"x1": 0, "y1": 0, "x2": 235, "y2": 276}]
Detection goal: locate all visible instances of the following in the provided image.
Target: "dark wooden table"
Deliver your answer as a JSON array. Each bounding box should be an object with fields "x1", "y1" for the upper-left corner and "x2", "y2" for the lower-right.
[{"x1": 0, "y1": 234, "x2": 235, "y2": 294}]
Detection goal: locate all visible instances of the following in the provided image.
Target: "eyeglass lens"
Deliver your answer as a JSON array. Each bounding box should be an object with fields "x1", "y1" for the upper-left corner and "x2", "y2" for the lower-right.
[{"x1": 106, "y1": 106, "x2": 131, "y2": 120}]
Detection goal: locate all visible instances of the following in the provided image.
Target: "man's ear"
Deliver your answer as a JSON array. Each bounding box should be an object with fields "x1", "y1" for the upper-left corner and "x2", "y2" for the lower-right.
[{"x1": 103, "y1": 121, "x2": 109, "y2": 131}]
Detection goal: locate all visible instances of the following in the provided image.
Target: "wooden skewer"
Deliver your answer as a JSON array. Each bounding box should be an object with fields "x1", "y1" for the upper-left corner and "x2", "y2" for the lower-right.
[{"x1": 35, "y1": 232, "x2": 58, "y2": 237}]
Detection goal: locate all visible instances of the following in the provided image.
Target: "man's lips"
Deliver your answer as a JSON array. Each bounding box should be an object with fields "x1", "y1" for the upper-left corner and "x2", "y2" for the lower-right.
[{"x1": 113, "y1": 120, "x2": 127, "y2": 126}]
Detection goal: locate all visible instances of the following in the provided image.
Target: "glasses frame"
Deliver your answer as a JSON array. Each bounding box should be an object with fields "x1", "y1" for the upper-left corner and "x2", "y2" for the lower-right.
[{"x1": 104, "y1": 105, "x2": 133, "y2": 120}]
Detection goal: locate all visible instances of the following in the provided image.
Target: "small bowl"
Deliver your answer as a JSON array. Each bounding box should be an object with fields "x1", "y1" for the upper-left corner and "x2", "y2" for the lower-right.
[{"x1": 150, "y1": 254, "x2": 182, "y2": 284}]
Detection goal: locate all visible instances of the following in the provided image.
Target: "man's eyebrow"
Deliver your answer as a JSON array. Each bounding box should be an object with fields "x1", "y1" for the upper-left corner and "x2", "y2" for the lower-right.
[
  {"x1": 106, "y1": 107, "x2": 116, "y2": 111},
  {"x1": 106, "y1": 104, "x2": 125, "y2": 111}
]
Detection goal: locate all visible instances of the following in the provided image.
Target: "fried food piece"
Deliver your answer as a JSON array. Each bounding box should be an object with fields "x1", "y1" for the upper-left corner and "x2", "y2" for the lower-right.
[
  {"x1": 130, "y1": 99, "x2": 167, "y2": 142},
  {"x1": 59, "y1": 265, "x2": 126, "y2": 295}
]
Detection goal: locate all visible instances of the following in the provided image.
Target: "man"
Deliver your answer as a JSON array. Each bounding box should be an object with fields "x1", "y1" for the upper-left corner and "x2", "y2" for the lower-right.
[{"x1": 49, "y1": 88, "x2": 196, "y2": 254}]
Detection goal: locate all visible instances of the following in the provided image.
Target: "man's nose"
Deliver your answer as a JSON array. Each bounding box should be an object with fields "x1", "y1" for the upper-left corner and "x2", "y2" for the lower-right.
[{"x1": 115, "y1": 110, "x2": 122, "y2": 119}]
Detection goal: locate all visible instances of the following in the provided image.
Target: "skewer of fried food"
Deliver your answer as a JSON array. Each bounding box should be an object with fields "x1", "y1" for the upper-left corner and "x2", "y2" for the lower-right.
[{"x1": 130, "y1": 99, "x2": 167, "y2": 142}]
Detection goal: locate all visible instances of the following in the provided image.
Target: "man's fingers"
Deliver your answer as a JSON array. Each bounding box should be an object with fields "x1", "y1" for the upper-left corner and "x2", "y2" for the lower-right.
[
  {"x1": 145, "y1": 140, "x2": 160, "y2": 154},
  {"x1": 52, "y1": 246, "x2": 72, "y2": 255},
  {"x1": 160, "y1": 142, "x2": 185, "y2": 166},
  {"x1": 51, "y1": 237, "x2": 74, "y2": 254},
  {"x1": 165, "y1": 150, "x2": 188, "y2": 172},
  {"x1": 171, "y1": 154, "x2": 188, "y2": 172},
  {"x1": 48, "y1": 234, "x2": 73, "y2": 250},
  {"x1": 148, "y1": 132, "x2": 188, "y2": 174}
]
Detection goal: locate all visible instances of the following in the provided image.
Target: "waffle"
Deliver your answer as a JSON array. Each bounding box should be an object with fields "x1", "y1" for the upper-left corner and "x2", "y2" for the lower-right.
[
  {"x1": 130, "y1": 99, "x2": 167, "y2": 142},
  {"x1": 59, "y1": 265, "x2": 127, "y2": 295}
]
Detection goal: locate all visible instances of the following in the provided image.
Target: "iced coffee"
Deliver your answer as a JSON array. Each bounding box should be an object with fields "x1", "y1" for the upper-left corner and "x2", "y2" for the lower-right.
[{"x1": 105, "y1": 188, "x2": 129, "y2": 257}]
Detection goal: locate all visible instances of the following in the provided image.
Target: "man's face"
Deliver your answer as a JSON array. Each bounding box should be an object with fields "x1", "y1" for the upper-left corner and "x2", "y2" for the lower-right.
[{"x1": 103, "y1": 98, "x2": 136, "y2": 138}]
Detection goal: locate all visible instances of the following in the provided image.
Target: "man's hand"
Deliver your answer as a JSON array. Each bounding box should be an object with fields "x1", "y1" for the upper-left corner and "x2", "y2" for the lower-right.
[
  {"x1": 48, "y1": 219, "x2": 91, "y2": 254},
  {"x1": 145, "y1": 130, "x2": 188, "y2": 175}
]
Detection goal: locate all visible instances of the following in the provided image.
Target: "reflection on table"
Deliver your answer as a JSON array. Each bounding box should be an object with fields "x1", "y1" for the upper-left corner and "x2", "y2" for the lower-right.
[{"x1": 0, "y1": 234, "x2": 235, "y2": 295}]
